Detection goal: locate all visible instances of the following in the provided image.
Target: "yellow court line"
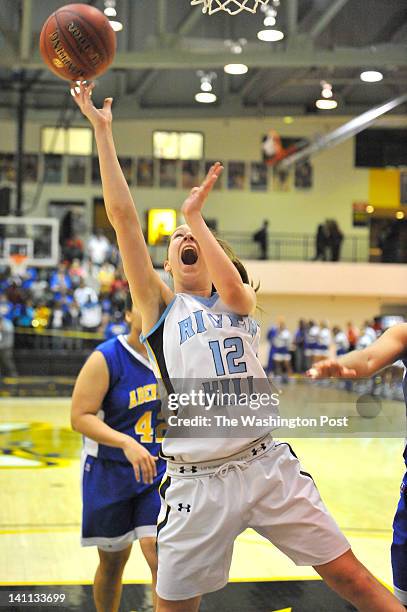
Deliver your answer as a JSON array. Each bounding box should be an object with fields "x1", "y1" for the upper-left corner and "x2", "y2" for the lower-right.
[{"x1": 0, "y1": 527, "x2": 79, "y2": 535}]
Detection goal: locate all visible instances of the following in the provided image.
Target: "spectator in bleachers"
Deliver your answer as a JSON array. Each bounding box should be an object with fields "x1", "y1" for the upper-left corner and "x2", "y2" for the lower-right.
[
  {"x1": 356, "y1": 321, "x2": 377, "y2": 350},
  {"x1": 0, "y1": 314, "x2": 17, "y2": 376},
  {"x1": 87, "y1": 228, "x2": 111, "y2": 267},
  {"x1": 74, "y1": 278, "x2": 99, "y2": 308},
  {"x1": 104, "y1": 311, "x2": 129, "y2": 341},
  {"x1": 50, "y1": 263, "x2": 72, "y2": 294},
  {"x1": 33, "y1": 301, "x2": 52, "y2": 330},
  {"x1": 346, "y1": 321, "x2": 359, "y2": 350},
  {"x1": 68, "y1": 258, "x2": 86, "y2": 288},
  {"x1": 305, "y1": 320, "x2": 320, "y2": 367},
  {"x1": 97, "y1": 261, "x2": 115, "y2": 294},
  {"x1": 317, "y1": 321, "x2": 331, "y2": 361},
  {"x1": 294, "y1": 319, "x2": 307, "y2": 373},
  {"x1": 63, "y1": 235, "x2": 84, "y2": 263},
  {"x1": 272, "y1": 318, "x2": 292, "y2": 382},
  {"x1": 333, "y1": 326, "x2": 349, "y2": 357},
  {"x1": 79, "y1": 295, "x2": 102, "y2": 334},
  {"x1": 0, "y1": 293, "x2": 13, "y2": 320},
  {"x1": 14, "y1": 297, "x2": 34, "y2": 328}
]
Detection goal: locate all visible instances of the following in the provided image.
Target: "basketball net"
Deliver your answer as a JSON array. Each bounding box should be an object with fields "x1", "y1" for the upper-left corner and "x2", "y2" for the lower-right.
[
  {"x1": 9, "y1": 253, "x2": 28, "y2": 278},
  {"x1": 191, "y1": 0, "x2": 270, "y2": 15}
]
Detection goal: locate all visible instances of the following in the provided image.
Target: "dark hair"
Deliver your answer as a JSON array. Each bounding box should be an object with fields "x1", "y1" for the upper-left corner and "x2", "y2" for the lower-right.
[{"x1": 215, "y1": 236, "x2": 259, "y2": 291}]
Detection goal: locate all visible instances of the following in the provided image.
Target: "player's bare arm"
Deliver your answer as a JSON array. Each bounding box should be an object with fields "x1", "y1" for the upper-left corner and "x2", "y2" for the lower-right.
[
  {"x1": 71, "y1": 82, "x2": 173, "y2": 333},
  {"x1": 71, "y1": 351, "x2": 157, "y2": 484},
  {"x1": 182, "y1": 163, "x2": 256, "y2": 316},
  {"x1": 308, "y1": 323, "x2": 407, "y2": 379}
]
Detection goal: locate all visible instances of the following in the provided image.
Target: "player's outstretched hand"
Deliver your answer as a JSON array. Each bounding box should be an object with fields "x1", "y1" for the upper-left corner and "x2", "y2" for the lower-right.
[
  {"x1": 70, "y1": 81, "x2": 112, "y2": 131},
  {"x1": 181, "y1": 162, "x2": 223, "y2": 218},
  {"x1": 122, "y1": 437, "x2": 158, "y2": 484},
  {"x1": 306, "y1": 359, "x2": 357, "y2": 379}
]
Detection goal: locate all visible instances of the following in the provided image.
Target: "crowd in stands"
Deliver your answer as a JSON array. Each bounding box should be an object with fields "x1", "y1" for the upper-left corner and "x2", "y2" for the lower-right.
[
  {"x1": 0, "y1": 229, "x2": 131, "y2": 360},
  {"x1": 266, "y1": 318, "x2": 404, "y2": 400}
]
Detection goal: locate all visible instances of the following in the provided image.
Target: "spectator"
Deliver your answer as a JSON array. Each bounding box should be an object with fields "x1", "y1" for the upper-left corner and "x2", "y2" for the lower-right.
[
  {"x1": 305, "y1": 320, "x2": 320, "y2": 367},
  {"x1": 14, "y1": 298, "x2": 34, "y2": 328},
  {"x1": 317, "y1": 321, "x2": 331, "y2": 361},
  {"x1": 346, "y1": 321, "x2": 359, "y2": 350},
  {"x1": 272, "y1": 318, "x2": 292, "y2": 382},
  {"x1": 49, "y1": 263, "x2": 72, "y2": 293},
  {"x1": 74, "y1": 278, "x2": 99, "y2": 308},
  {"x1": 0, "y1": 293, "x2": 14, "y2": 320},
  {"x1": 265, "y1": 323, "x2": 278, "y2": 375},
  {"x1": 87, "y1": 228, "x2": 111, "y2": 267},
  {"x1": 33, "y1": 301, "x2": 52, "y2": 330},
  {"x1": 294, "y1": 319, "x2": 307, "y2": 373},
  {"x1": 97, "y1": 261, "x2": 115, "y2": 294},
  {"x1": 333, "y1": 326, "x2": 349, "y2": 357},
  {"x1": 104, "y1": 311, "x2": 129, "y2": 340},
  {"x1": 253, "y1": 220, "x2": 269, "y2": 260},
  {"x1": 68, "y1": 258, "x2": 86, "y2": 288},
  {"x1": 0, "y1": 315, "x2": 17, "y2": 376},
  {"x1": 79, "y1": 295, "x2": 102, "y2": 333},
  {"x1": 50, "y1": 300, "x2": 65, "y2": 349},
  {"x1": 313, "y1": 222, "x2": 329, "y2": 261},
  {"x1": 327, "y1": 219, "x2": 344, "y2": 262},
  {"x1": 63, "y1": 235, "x2": 84, "y2": 263}
]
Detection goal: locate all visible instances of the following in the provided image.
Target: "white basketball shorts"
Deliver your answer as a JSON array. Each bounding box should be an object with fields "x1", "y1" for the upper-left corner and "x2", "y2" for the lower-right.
[{"x1": 156, "y1": 435, "x2": 350, "y2": 601}]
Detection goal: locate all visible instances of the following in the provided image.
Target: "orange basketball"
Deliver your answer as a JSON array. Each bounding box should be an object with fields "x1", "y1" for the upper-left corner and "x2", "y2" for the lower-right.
[{"x1": 39, "y1": 3, "x2": 116, "y2": 82}]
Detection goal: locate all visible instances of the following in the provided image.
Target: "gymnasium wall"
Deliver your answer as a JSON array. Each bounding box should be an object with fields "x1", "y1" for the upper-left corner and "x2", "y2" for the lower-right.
[{"x1": 1, "y1": 113, "x2": 406, "y2": 236}]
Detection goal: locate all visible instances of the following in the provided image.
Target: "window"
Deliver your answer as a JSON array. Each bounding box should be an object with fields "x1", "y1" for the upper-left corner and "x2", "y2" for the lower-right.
[
  {"x1": 153, "y1": 131, "x2": 204, "y2": 160},
  {"x1": 41, "y1": 126, "x2": 93, "y2": 155}
]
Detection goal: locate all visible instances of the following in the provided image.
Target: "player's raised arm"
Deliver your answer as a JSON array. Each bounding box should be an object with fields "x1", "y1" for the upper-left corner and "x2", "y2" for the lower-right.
[
  {"x1": 71, "y1": 82, "x2": 173, "y2": 329},
  {"x1": 308, "y1": 323, "x2": 407, "y2": 379},
  {"x1": 182, "y1": 162, "x2": 256, "y2": 315}
]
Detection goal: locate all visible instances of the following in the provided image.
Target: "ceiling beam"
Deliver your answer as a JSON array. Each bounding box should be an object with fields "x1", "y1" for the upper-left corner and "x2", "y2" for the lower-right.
[
  {"x1": 7, "y1": 43, "x2": 406, "y2": 71},
  {"x1": 310, "y1": 0, "x2": 351, "y2": 39},
  {"x1": 20, "y1": 0, "x2": 33, "y2": 62},
  {"x1": 287, "y1": 0, "x2": 299, "y2": 37},
  {"x1": 176, "y1": 7, "x2": 204, "y2": 37},
  {"x1": 157, "y1": 0, "x2": 167, "y2": 38}
]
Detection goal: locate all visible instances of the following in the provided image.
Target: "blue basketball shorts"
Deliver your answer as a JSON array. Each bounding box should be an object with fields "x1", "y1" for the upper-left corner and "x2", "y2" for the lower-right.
[
  {"x1": 392, "y1": 470, "x2": 407, "y2": 605},
  {"x1": 81, "y1": 453, "x2": 165, "y2": 552}
]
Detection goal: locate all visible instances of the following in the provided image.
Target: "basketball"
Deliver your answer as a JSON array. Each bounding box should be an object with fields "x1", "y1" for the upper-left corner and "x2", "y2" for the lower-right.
[{"x1": 39, "y1": 3, "x2": 116, "y2": 82}]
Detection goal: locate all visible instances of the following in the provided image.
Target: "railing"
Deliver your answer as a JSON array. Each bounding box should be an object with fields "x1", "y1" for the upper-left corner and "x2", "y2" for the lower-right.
[{"x1": 148, "y1": 232, "x2": 370, "y2": 266}]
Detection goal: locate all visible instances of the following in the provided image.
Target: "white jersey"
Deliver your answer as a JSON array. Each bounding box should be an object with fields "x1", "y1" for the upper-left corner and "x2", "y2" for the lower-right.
[
  {"x1": 141, "y1": 292, "x2": 277, "y2": 462},
  {"x1": 334, "y1": 331, "x2": 349, "y2": 355}
]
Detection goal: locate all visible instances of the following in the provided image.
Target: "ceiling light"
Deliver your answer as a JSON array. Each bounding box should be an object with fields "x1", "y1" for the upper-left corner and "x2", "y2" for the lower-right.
[
  {"x1": 366, "y1": 205, "x2": 374, "y2": 213},
  {"x1": 396, "y1": 211, "x2": 405, "y2": 220},
  {"x1": 257, "y1": 29, "x2": 284, "y2": 42},
  {"x1": 104, "y1": 0, "x2": 117, "y2": 17},
  {"x1": 315, "y1": 99, "x2": 338, "y2": 110},
  {"x1": 109, "y1": 20, "x2": 123, "y2": 31},
  {"x1": 321, "y1": 81, "x2": 333, "y2": 98},
  {"x1": 264, "y1": 15, "x2": 276, "y2": 26},
  {"x1": 360, "y1": 70, "x2": 383, "y2": 83},
  {"x1": 195, "y1": 92, "x2": 217, "y2": 104},
  {"x1": 224, "y1": 63, "x2": 248, "y2": 75},
  {"x1": 201, "y1": 81, "x2": 212, "y2": 92}
]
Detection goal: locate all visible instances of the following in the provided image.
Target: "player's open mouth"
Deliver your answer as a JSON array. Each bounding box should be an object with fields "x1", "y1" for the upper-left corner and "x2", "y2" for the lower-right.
[{"x1": 181, "y1": 245, "x2": 198, "y2": 265}]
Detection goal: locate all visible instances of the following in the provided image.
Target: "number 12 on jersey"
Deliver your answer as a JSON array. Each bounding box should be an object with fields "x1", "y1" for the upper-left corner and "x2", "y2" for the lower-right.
[{"x1": 209, "y1": 337, "x2": 247, "y2": 376}]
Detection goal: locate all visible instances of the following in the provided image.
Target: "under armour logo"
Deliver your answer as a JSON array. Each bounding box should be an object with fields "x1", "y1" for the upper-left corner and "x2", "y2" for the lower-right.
[
  {"x1": 179, "y1": 466, "x2": 198, "y2": 474},
  {"x1": 251, "y1": 442, "x2": 267, "y2": 456},
  {"x1": 178, "y1": 503, "x2": 191, "y2": 512}
]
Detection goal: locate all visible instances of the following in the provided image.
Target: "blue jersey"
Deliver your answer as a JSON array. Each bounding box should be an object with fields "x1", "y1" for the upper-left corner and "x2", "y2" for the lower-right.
[{"x1": 83, "y1": 334, "x2": 164, "y2": 463}]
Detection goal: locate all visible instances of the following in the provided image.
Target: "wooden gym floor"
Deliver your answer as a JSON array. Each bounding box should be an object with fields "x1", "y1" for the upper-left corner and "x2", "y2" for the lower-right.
[{"x1": 0, "y1": 385, "x2": 405, "y2": 611}]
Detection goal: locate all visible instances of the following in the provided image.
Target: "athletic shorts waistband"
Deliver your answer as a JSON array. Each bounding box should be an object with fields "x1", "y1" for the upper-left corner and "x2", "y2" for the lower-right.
[{"x1": 166, "y1": 434, "x2": 274, "y2": 477}]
